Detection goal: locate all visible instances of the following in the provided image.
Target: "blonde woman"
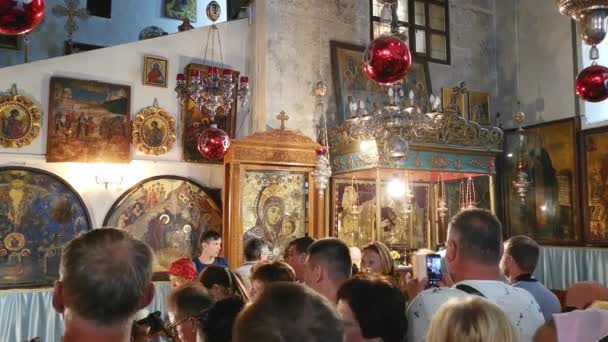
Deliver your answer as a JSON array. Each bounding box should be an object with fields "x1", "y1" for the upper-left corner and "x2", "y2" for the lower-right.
[
  {"x1": 426, "y1": 297, "x2": 519, "y2": 342},
  {"x1": 361, "y1": 241, "x2": 395, "y2": 277}
]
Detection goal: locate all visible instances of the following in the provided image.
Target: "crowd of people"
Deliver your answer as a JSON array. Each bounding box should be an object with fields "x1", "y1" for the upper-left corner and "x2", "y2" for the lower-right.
[{"x1": 50, "y1": 208, "x2": 608, "y2": 342}]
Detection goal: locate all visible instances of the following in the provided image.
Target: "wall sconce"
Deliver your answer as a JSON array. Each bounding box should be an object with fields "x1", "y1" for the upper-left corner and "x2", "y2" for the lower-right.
[{"x1": 95, "y1": 175, "x2": 124, "y2": 190}]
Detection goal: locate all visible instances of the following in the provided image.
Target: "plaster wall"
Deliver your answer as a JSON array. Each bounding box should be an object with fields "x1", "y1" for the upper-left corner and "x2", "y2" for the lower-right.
[{"x1": 0, "y1": 18, "x2": 252, "y2": 227}]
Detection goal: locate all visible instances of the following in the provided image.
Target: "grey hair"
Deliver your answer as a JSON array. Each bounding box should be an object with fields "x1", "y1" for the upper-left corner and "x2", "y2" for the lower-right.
[{"x1": 60, "y1": 228, "x2": 154, "y2": 325}]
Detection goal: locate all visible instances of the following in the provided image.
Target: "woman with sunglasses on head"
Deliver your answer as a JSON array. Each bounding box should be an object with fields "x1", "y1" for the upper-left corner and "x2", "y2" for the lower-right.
[{"x1": 198, "y1": 265, "x2": 249, "y2": 302}]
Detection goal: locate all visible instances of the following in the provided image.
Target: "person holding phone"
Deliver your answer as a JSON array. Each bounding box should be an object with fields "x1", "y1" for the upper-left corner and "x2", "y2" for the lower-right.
[{"x1": 405, "y1": 209, "x2": 544, "y2": 342}]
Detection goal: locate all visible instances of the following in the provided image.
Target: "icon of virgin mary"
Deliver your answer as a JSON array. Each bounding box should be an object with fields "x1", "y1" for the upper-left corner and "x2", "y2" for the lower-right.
[{"x1": 244, "y1": 185, "x2": 292, "y2": 257}]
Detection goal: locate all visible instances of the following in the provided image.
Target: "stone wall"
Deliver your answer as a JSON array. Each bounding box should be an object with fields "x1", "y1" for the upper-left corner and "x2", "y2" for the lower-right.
[{"x1": 259, "y1": 0, "x2": 499, "y2": 137}]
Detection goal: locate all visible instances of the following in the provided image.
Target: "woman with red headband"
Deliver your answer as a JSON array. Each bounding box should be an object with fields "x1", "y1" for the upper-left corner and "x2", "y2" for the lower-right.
[{"x1": 169, "y1": 257, "x2": 197, "y2": 288}]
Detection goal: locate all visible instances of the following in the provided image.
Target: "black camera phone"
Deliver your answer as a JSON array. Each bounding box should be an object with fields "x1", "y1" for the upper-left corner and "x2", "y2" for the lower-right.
[{"x1": 426, "y1": 254, "x2": 442, "y2": 287}]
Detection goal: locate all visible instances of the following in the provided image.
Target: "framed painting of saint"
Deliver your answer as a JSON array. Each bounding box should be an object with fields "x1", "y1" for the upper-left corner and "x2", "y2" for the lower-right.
[
  {"x1": 581, "y1": 127, "x2": 608, "y2": 246},
  {"x1": 500, "y1": 118, "x2": 581, "y2": 244},
  {"x1": 222, "y1": 120, "x2": 325, "y2": 268},
  {"x1": 164, "y1": 0, "x2": 197, "y2": 21},
  {"x1": 103, "y1": 176, "x2": 222, "y2": 272},
  {"x1": 47, "y1": 77, "x2": 131, "y2": 163},
  {"x1": 0, "y1": 90, "x2": 42, "y2": 148},
  {"x1": 143, "y1": 56, "x2": 168, "y2": 88},
  {"x1": 181, "y1": 63, "x2": 239, "y2": 163},
  {"x1": 0, "y1": 167, "x2": 92, "y2": 289},
  {"x1": 132, "y1": 105, "x2": 176, "y2": 156}
]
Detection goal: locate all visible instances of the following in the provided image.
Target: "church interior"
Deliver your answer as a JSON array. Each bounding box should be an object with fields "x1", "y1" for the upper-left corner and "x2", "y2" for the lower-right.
[{"x1": 1, "y1": 0, "x2": 608, "y2": 341}]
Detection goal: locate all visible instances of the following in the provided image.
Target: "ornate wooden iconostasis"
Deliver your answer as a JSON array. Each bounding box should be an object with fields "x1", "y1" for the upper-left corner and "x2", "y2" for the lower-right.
[
  {"x1": 223, "y1": 112, "x2": 325, "y2": 268},
  {"x1": 328, "y1": 110, "x2": 503, "y2": 253}
]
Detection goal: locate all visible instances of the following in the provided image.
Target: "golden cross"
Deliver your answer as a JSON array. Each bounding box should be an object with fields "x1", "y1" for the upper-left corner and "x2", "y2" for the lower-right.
[{"x1": 276, "y1": 111, "x2": 289, "y2": 130}]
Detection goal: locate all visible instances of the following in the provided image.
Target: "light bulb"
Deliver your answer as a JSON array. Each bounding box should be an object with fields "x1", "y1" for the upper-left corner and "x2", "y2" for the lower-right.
[{"x1": 387, "y1": 178, "x2": 407, "y2": 198}]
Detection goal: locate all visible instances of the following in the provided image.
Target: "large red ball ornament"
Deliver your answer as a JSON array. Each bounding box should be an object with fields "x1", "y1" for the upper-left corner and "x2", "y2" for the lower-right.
[
  {"x1": 363, "y1": 35, "x2": 412, "y2": 85},
  {"x1": 575, "y1": 64, "x2": 608, "y2": 102},
  {"x1": 197, "y1": 127, "x2": 230, "y2": 160},
  {"x1": 0, "y1": 0, "x2": 46, "y2": 35}
]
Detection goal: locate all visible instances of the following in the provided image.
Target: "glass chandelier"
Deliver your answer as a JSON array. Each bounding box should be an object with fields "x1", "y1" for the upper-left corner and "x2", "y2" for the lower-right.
[{"x1": 174, "y1": 4, "x2": 250, "y2": 124}]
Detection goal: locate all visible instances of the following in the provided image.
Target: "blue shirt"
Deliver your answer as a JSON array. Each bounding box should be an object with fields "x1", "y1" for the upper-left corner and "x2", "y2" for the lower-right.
[
  {"x1": 192, "y1": 257, "x2": 229, "y2": 274},
  {"x1": 513, "y1": 274, "x2": 561, "y2": 322}
]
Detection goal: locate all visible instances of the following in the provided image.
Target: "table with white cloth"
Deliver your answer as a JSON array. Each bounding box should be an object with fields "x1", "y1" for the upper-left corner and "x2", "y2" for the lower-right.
[{"x1": 0, "y1": 281, "x2": 171, "y2": 342}]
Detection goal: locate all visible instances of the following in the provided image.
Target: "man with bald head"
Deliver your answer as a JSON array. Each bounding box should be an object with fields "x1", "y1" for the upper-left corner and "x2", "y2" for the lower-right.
[{"x1": 52, "y1": 228, "x2": 155, "y2": 342}]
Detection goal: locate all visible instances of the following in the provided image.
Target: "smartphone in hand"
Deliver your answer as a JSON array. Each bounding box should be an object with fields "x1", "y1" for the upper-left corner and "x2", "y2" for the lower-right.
[{"x1": 426, "y1": 254, "x2": 442, "y2": 287}]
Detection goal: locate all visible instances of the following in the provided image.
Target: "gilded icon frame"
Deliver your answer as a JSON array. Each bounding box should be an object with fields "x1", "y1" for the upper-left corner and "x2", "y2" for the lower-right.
[
  {"x1": 132, "y1": 106, "x2": 176, "y2": 155},
  {"x1": 222, "y1": 125, "x2": 325, "y2": 268},
  {"x1": 0, "y1": 91, "x2": 41, "y2": 148}
]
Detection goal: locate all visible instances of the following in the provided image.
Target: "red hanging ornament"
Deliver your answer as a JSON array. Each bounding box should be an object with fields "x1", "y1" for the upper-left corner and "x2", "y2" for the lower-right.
[
  {"x1": 0, "y1": 0, "x2": 45, "y2": 35},
  {"x1": 363, "y1": 35, "x2": 412, "y2": 85},
  {"x1": 575, "y1": 64, "x2": 608, "y2": 102},
  {"x1": 197, "y1": 126, "x2": 230, "y2": 160}
]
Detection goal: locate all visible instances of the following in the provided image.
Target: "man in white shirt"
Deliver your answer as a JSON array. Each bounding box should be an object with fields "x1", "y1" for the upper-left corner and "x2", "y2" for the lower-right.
[
  {"x1": 406, "y1": 209, "x2": 544, "y2": 342},
  {"x1": 234, "y1": 238, "x2": 269, "y2": 290}
]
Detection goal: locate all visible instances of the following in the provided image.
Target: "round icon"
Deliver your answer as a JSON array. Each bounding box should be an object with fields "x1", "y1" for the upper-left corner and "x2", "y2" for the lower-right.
[{"x1": 206, "y1": 1, "x2": 221, "y2": 22}]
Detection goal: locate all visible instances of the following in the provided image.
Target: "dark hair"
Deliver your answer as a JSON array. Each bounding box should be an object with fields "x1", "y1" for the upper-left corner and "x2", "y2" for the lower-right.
[
  {"x1": 251, "y1": 261, "x2": 296, "y2": 283},
  {"x1": 199, "y1": 265, "x2": 234, "y2": 290},
  {"x1": 448, "y1": 209, "x2": 503, "y2": 265},
  {"x1": 200, "y1": 230, "x2": 221, "y2": 245},
  {"x1": 198, "y1": 265, "x2": 249, "y2": 301},
  {"x1": 60, "y1": 228, "x2": 153, "y2": 325},
  {"x1": 200, "y1": 296, "x2": 245, "y2": 342},
  {"x1": 505, "y1": 235, "x2": 540, "y2": 273},
  {"x1": 244, "y1": 238, "x2": 267, "y2": 261},
  {"x1": 288, "y1": 236, "x2": 315, "y2": 255},
  {"x1": 307, "y1": 238, "x2": 352, "y2": 282},
  {"x1": 233, "y1": 283, "x2": 343, "y2": 342},
  {"x1": 167, "y1": 282, "x2": 213, "y2": 320},
  {"x1": 337, "y1": 274, "x2": 407, "y2": 342}
]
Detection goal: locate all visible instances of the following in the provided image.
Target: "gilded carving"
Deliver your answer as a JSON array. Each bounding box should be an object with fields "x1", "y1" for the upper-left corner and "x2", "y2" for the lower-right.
[
  {"x1": 469, "y1": 159, "x2": 491, "y2": 170},
  {"x1": 428, "y1": 156, "x2": 450, "y2": 169},
  {"x1": 328, "y1": 111, "x2": 503, "y2": 152},
  {"x1": 232, "y1": 146, "x2": 316, "y2": 164}
]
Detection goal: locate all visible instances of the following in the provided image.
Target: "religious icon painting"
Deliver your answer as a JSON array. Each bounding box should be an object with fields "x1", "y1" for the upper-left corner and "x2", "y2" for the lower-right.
[
  {"x1": 164, "y1": 0, "x2": 197, "y2": 22},
  {"x1": 143, "y1": 56, "x2": 168, "y2": 88},
  {"x1": 241, "y1": 169, "x2": 309, "y2": 259},
  {"x1": 132, "y1": 105, "x2": 176, "y2": 155},
  {"x1": 581, "y1": 127, "x2": 608, "y2": 246},
  {"x1": 181, "y1": 63, "x2": 239, "y2": 163},
  {"x1": 103, "y1": 176, "x2": 222, "y2": 272},
  {"x1": 468, "y1": 91, "x2": 491, "y2": 126},
  {"x1": 47, "y1": 77, "x2": 131, "y2": 163},
  {"x1": 0, "y1": 166, "x2": 92, "y2": 289},
  {"x1": 441, "y1": 87, "x2": 469, "y2": 118},
  {"x1": 206, "y1": 1, "x2": 221, "y2": 21},
  {"x1": 330, "y1": 41, "x2": 432, "y2": 124},
  {"x1": 0, "y1": 87, "x2": 42, "y2": 148},
  {"x1": 501, "y1": 118, "x2": 581, "y2": 245}
]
